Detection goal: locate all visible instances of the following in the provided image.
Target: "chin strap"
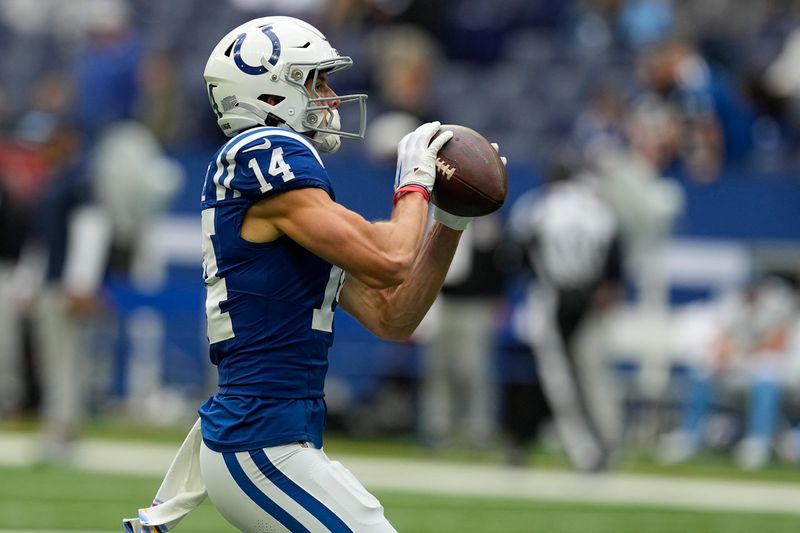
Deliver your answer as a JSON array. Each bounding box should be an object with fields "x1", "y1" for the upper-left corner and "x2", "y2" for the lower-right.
[{"x1": 311, "y1": 109, "x2": 342, "y2": 153}]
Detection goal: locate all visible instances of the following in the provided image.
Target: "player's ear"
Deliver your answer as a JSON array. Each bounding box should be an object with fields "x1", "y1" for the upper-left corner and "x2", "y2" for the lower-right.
[{"x1": 258, "y1": 94, "x2": 286, "y2": 106}]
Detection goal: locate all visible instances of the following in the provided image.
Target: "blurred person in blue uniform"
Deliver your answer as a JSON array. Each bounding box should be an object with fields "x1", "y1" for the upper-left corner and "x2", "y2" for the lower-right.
[{"x1": 124, "y1": 16, "x2": 498, "y2": 533}]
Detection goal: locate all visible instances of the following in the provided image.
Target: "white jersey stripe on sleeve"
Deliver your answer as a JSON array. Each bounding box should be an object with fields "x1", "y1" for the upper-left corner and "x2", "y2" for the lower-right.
[
  {"x1": 212, "y1": 127, "x2": 325, "y2": 201},
  {"x1": 260, "y1": 129, "x2": 324, "y2": 167},
  {"x1": 213, "y1": 127, "x2": 268, "y2": 201}
]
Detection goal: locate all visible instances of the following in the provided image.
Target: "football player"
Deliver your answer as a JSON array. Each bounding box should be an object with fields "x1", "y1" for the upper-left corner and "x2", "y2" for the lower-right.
[{"x1": 192, "y1": 16, "x2": 472, "y2": 532}]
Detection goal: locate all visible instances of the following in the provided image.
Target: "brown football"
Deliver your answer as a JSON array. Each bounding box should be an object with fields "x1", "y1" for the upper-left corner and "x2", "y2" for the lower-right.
[{"x1": 430, "y1": 124, "x2": 507, "y2": 217}]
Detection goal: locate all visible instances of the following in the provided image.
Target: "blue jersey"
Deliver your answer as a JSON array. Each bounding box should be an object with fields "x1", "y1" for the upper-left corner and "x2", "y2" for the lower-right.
[{"x1": 198, "y1": 127, "x2": 345, "y2": 452}]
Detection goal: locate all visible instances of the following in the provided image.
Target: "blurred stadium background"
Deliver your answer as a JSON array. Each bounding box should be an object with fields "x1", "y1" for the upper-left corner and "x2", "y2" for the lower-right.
[{"x1": 2, "y1": 0, "x2": 800, "y2": 531}]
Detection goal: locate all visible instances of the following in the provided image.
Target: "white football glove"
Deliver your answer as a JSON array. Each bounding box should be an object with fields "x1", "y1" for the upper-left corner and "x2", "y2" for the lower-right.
[
  {"x1": 393, "y1": 121, "x2": 453, "y2": 203},
  {"x1": 435, "y1": 141, "x2": 507, "y2": 231}
]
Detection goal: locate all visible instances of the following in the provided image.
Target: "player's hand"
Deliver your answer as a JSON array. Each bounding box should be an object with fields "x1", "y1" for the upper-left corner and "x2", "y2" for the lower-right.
[
  {"x1": 394, "y1": 121, "x2": 453, "y2": 202},
  {"x1": 434, "y1": 206, "x2": 471, "y2": 231}
]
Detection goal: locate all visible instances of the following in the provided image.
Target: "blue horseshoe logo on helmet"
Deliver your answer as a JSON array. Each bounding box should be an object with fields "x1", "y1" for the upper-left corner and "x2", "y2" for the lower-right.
[{"x1": 233, "y1": 25, "x2": 281, "y2": 75}]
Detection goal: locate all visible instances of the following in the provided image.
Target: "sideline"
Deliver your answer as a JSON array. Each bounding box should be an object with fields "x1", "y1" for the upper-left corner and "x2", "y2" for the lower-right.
[{"x1": 2, "y1": 432, "x2": 800, "y2": 516}]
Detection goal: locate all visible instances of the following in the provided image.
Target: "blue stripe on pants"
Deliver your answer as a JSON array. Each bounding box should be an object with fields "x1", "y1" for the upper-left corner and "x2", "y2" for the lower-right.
[
  {"x1": 222, "y1": 452, "x2": 310, "y2": 532},
  {"x1": 249, "y1": 449, "x2": 353, "y2": 533}
]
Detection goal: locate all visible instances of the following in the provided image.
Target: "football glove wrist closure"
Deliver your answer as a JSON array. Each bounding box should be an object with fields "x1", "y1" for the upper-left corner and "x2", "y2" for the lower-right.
[
  {"x1": 393, "y1": 184, "x2": 431, "y2": 205},
  {"x1": 433, "y1": 206, "x2": 472, "y2": 231}
]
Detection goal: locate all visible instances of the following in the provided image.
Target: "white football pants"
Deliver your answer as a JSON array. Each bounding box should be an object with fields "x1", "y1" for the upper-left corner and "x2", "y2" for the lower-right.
[
  {"x1": 200, "y1": 441, "x2": 397, "y2": 533},
  {"x1": 32, "y1": 287, "x2": 89, "y2": 441},
  {"x1": 420, "y1": 296, "x2": 497, "y2": 448},
  {"x1": 0, "y1": 263, "x2": 23, "y2": 413}
]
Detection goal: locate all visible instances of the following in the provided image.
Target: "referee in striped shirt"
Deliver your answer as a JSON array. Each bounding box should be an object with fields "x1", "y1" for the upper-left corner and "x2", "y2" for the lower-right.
[{"x1": 510, "y1": 152, "x2": 624, "y2": 471}]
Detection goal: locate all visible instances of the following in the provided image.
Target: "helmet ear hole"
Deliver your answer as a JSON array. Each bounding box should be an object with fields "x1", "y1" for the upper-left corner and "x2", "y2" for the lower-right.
[{"x1": 258, "y1": 94, "x2": 285, "y2": 106}]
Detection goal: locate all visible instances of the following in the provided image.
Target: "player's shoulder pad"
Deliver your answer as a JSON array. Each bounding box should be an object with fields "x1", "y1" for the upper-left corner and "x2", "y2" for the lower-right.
[{"x1": 221, "y1": 127, "x2": 332, "y2": 200}]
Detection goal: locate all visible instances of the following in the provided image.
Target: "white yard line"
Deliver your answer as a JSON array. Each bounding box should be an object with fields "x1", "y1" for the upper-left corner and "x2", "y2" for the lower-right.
[
  {"x1": 345, "y1": 456, "x2": 800, "y2": 515},
  {"x1": 2, "y1": 433, "x2": 800, "y2": 515}
]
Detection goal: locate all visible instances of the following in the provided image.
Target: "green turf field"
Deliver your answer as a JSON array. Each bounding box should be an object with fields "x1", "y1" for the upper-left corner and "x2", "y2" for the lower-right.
[
  {"x1": 1, "y1": 465, "x2": 799, "y2": 533},
  {"x1": 6, "y1": 417, "x2": 800, "y2": 484}
]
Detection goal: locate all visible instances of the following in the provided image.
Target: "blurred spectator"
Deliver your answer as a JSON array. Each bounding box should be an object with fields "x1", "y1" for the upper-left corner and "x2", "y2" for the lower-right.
[
  {"x1": 510, "y1": 150, "x2": 625, "y2": 472},
  {"x1": 574, "y1": 84, "x2": 629, "y2": 158},
  {"x1": 364, "y1": 24, "x2": 439, "y2": 161},
  {"x1": 418, "y1": 214, "x2": 506, "y2": 450},
  {"x1": 136, "y1": 50, "x2": 187, "y2": 148},
  {"x1": 72, "y1": 0, "x2": 143, "y2": 141},
  {"x1": 0, "y1": 106, "x2": 64, "y2": 417},
  {"x1": 672, "y1": 0, "x2": 767, "y2": 60},
  {"x1": 592, "y1": 99, "x2": 684, "y2": 304},
  {"x1": 90, "y1": 121, "x2": 184, "y2": 291},
  {"x1": 365, "y1": 111, "x2": 423, "y2": 163},
  {"x1": 228, "y1": 0, "x2": 326, "y2": 15},
  {"x1": 588, "y1": 99, "x2": 684, "y2": 405},
  {"x1": 573, "y1": 0, "x2": 624, "y2": 53},
  {"x1": 323, "y1": 0, "x2": 383, "y2": 30},
  {"x1": 619, "y1": 0, "x2": 673, "y2": 48},
  {"x1": 12, "y1": 113, "x2": 109, "y2": 462},
  {"x1": 0, "y1": 177, "x2": 24, "y2": 415},
  {"x1": 369, "y1": 24, "x2": 440, "y2": 119},
  {"x1": 0, "y1": 87, "x2": 10, "y2": 131},
  {"x1": 10, "y1": 115, "x2": 185, "y2": 457},
  {"x1": 636, "y1": 40, "x2": 725, "y2": 181},
  {"x1": 0, "y1": 107, "x2": 27, "y2": 414},
  {"x1": 659, "y1": 276, "x2": 800, "y2": 469},
  {"x1": 30, "y1": 72, "x2": 74, "y2": 116}
]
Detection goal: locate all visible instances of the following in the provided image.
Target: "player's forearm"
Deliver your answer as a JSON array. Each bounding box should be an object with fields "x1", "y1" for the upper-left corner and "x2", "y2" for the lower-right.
[
  {"x1": 374, "y1": 222, "x2": 462, "y2": 340},
  {"x1": 360, "y1": 193, "x2": 428, "y2": 287},
  {"x1": 388, "y1": 192, "x2": 429, "y2": 253}
]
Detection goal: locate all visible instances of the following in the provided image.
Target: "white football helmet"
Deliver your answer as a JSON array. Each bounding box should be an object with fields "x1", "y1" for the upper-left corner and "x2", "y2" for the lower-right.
[{"x1": 204, "y1": 16, "x2": 367, "y2": 152}]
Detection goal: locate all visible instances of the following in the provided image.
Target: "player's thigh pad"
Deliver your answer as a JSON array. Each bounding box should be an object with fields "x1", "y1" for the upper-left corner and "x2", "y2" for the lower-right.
[{"x1": 199, "y1": 441, "x2": 396, "y2": 533}]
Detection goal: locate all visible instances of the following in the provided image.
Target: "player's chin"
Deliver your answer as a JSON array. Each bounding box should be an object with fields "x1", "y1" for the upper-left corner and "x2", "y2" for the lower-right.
[{"x1": 313, "y1": 131, "x2": 342, "y2": 154}]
